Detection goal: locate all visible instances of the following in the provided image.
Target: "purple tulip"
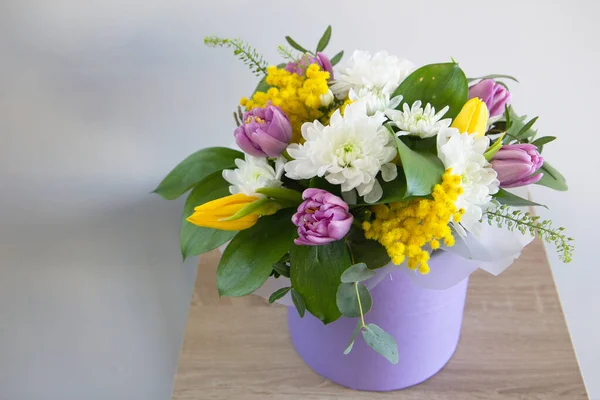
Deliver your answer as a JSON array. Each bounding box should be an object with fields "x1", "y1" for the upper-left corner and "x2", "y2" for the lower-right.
[
  {"x1": 292, "y1": 189, "x2": 353, "y2": 246},
  {"x1": 285, "y1": 52, "x2": 334, "y2": 79},
  {"x1": 234, "y1": 106, "x2": 292, "y2": 157},
  {"x1": 491, "y1": 144, "x2": 544, "y2": 188},
  {"x1": 468, "y1": 79, "x2": 512, "y2": 117}
]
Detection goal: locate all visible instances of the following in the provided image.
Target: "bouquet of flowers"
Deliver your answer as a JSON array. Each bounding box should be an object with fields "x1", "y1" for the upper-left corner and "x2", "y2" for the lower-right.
[{"x1": 155, "y1": 26, "x2": 573, "y2": 363}]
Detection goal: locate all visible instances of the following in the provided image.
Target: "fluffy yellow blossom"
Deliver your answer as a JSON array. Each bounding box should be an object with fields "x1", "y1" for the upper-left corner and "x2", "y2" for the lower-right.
[
  {"x1": 241, "y1": 64, "x2": 330, "y2": 143},
  {"x1": 362, "y1": 170, "x2": 464, "y2": 274}
]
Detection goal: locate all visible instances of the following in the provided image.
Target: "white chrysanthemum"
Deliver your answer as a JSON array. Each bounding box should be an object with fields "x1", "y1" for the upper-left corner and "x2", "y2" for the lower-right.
[
  {"x1": 349, "y1": 88, "x2": 403, "y2": 116},
  {"x1": 284, "y1": 101, "x2": 397, "y2": 203},
  {"x1": 330, "y1": 50, "x2": 414, "y2": 100},
  {"x1": 386, "y1": 100, "x2": 451, "y2": 138},
  {"x1": 222, "y1": 155, "x2": 285, "y2": 196},
  {"x1": 437, "y1": 128, "x2": 499, "y2": 235}
]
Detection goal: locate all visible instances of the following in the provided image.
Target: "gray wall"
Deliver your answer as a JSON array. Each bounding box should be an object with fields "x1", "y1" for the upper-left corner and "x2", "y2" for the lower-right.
[{"x1": 1, "y1": 1, "x2": 599, "y2": 399}]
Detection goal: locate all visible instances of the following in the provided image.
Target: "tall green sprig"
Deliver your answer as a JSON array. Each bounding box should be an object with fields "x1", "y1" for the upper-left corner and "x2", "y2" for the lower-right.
[
  {"x1": 484, "y1": 204, "x2": 574, "y2": 263},
  {"x1": 204, "y1": 36, "x2": 269, "y2": 76}
]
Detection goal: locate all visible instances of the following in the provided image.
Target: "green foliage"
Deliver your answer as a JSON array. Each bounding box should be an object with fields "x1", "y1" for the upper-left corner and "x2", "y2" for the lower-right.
[
  {"x1": 154, "y1": 147, "x2": 242, "y2": 200},
  {"x1": 180, "y1": 172, "x2": 237, "y2": 259},
  {"x1": 204, "y1": 36, "x2": 269, "y2": 76},
  {"x1": 222, "y1": 197, "x2": 281, "y2": 221},
  {"x1": 393, "y1": 62, "x2": 468, "y2": 120},
  {"x1": 271, "y1": 261, "x2": 290, "y2": 278},
  {"x1": 343, "y1": 320, "x2": 362, "y2": 355},
  {"x1": 394, "y1": 136, "x2": 445, "y2": 198},
  {"x1": 535, "y1": 162, "x2": 568, "y2": 191},
  {"x1": 499, "y1": 106, "x2": 539, "y2": 144},
  {"x1": 269, "y1": 287, "x2": 291, "y2": 303},
  {"x1": 285, "y1": 35, "x2": 311, "y2": 54},
  {"x1": 291, "y1": 289, "x2": 306, "y2": 317},
  {"x1": 347, "y1": 228, "x2": 391, "y2": 269},
  {"x1": 330, "y1": 51, "x2": 344, "y2": 66},
  {"x1": 316, "y1": 25, "x2": 332, "y2": 53},
  {"x1": 493, "y1": 188, "x2": 546, "y2": 208},
  {"x1": 362, "y1": 324, "x2": 399, "y2": 364},
  {"x1": 217, "y1": 209, "x2": 297, "y2": 296},
  {"x1": 290, "y1": 240, "x2": 352, "y2": 324},
  {"x1": 531, "y1": 136, "x2": 557, "y2": 153},
  {"x1": 277, "y1": 45, "x2": 297, "y2": 62},
  {"x1": 484, "y1": 133, "x2": 505, "y2": 161},
  {"x1": 340, "y1": 263, "x2": 376, "y2": 283},
  {"x1": 336, "y1": 282, "x2": 372, "y2": 318},
  {"x1": 309, "y1": 176, "x2": 342, "y2": 197},
  {"x1": 255, "y1": 187, "x2": 303, "y2": 206},
  {"x1": 484, "y1": 205, "x2": 574, "y2": 263}
]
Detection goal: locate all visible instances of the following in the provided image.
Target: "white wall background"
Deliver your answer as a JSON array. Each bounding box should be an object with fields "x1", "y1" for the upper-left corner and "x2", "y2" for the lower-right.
[{"x1": 0, "y1": 1, "x2": 598, "y2": 399}]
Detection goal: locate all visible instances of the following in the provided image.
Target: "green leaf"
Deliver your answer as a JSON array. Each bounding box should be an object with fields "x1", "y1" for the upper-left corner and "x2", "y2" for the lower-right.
[
  {"x1": 290, "y1": 240, "x2": 352, "y2": 324},
  {"x1": 517, "y1": 116, "x2": 539, "y2": 138},
  {"x1": 344, "y1": 320, "x2": 363, "y2": 355},
  {"x1": 222, "y1": 197, "x2": 281, "y2": 221},
  {"x1": 316, "y1": 25, "x2": 332, "y2": 53},
  {"x1": 484, "y1": 133, "x2": 506, "y2": 161},
  {"x1": 493, "y1": 188, "x2": 547, "y2": 208},
  {"x1": 180, "y1": 172, "x2": 237, "y2": 259},
  {"x1": 285, "y1": 36, "x2": 310, "y2": 54},
  {"x1": 269, "y1": 287, "x2": 291, "y2": 304},
  {"x1": 341, "y1": 263, "x2": 376, "y2": 283},
  {"x1": 362, "y1": 323, "x2": 399, "y2": 364},
  {"x1": 309, "y1": 176, "x2": 342, "y2": 197},
  {"x1": 467, "y1": 74, "x2": 519, "y2": 83},
  {"x1": 217, "y1": 209, "x2": 297, "y2": 297},
  {"x1": 336, "y1": 282, "x2": 372, "y2": 318},
  {"x1": 291, "y1": 289, "x2": 306, "y2": 317},
  {"x1": 330, "y1": 50, "x2": 344, "y2": 66},
  {"x1": 348, "y1": 229, "x2": 391, "y2": 269},
  {"x1": 535, "y1": 162, "x2": 568, "y2": 191},
  {"x1": 154, "y1": 147, "x2": 243, "y2": 200},
  {"x1": 272, "y1": 262, "x2": 290, "y2": 278},
  {"x1": 395, "y1": 136, "x2": 445, "y2": 197},
  {"x1": 255, "y1": 187, "x2": 303, "y2": 206},
  {"x1": 393, "y1": 62, "x2": 468, "y2": 120},
  {"x1": 531, "y1": 136, "x2": 557, "y2": 150}
]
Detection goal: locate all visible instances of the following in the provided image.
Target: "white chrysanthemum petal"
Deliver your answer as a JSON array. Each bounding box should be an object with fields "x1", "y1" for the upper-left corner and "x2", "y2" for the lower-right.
[
  {"x1": 381, "y1": 163, "x2": 398, "y2": 182},
  {"x1": 331, "y1": 50, "x2": 414, "y2": 105},
  {"x1": 363, "y1": 179, "x2": 383, "y2": 203},
  {"x1": 436, "y1": 127, "x2": 499, "y2": 235},
  {"x1": 388, "y1": 100, "x2": 452, "y2": 138},
  {"x1": 222, "y1": 155, "x2": 285, "y2": 196},
  {"x1": 284, "y1": 101, "x2": 396, "y2": 202}
]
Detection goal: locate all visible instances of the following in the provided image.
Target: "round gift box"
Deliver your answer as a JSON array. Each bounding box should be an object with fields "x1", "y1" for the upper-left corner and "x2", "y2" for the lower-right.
[{"x1": 287, "y1": 251, "x2": 469, "y2": 391}]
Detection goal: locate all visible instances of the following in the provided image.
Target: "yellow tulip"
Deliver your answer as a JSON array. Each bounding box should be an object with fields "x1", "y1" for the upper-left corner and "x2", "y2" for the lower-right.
[
  {"x1": 186, "y1": 193, "x2": 260, "y2": 231},
  {"x1": 451, "y1": 98, "x2": 489, "y2": 137}
]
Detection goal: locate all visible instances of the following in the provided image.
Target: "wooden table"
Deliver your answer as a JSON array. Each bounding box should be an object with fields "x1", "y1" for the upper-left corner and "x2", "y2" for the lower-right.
[{"x1": 172, "y1": 240, "x2": 587, "y2": 399}]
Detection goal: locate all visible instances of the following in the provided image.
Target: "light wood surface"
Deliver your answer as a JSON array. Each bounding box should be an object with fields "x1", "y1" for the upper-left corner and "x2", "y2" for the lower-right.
[{"x1": 172, "y1": 240, "x2": 587, "y2": 399}]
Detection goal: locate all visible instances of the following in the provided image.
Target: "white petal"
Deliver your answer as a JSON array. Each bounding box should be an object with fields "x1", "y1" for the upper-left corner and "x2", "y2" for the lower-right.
[
  {"x1": 363, "y1": 179, "x2": 383, "y2": 203},
  {"x1": 381, "y1": 163, "x2": 398, "y2": 182}
]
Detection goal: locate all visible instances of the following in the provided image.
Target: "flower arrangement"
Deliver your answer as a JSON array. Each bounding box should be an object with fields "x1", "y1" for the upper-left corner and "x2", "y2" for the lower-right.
[{"x1": 155, "y1": 26, "x2": 573, "y2": 364}]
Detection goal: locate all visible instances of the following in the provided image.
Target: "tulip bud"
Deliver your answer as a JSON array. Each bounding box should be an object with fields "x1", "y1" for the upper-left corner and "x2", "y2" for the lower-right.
[
  {"x1": 451, "y1": 98, "x2": 489, "y2": 137},
  {"x1": 491, "y1": 144, "x2": 544, "y2": 188},
  {"x1": 186, "y1": 193, "x2": 260, "y2": 231},
  {"x1": 468, "y1": 79, "x2": 511, "y2": 117},
  {"x1": 234, "y1": 106, "x2": 293, "y2": 157},
  {"x1": 292, "y1": 189, "x2": 353, "y2": 245}
]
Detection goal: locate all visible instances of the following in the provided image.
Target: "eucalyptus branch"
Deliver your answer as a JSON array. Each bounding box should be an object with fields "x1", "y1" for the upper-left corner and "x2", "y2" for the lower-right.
[
  {"x1": 484, "y1": 205, "x2": 574, "y2": 263},
  {"x1": 354, "y1": 282, "x2": 367, "y2": 328},
  {"x1": 204, "y1": 36, "x2": 269, "y2": 76}
]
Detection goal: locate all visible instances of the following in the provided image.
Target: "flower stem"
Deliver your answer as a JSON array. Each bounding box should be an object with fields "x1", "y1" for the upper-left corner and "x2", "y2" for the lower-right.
[{"x1": 355, "y1": 282, "x2": 367, "y2": 328}]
